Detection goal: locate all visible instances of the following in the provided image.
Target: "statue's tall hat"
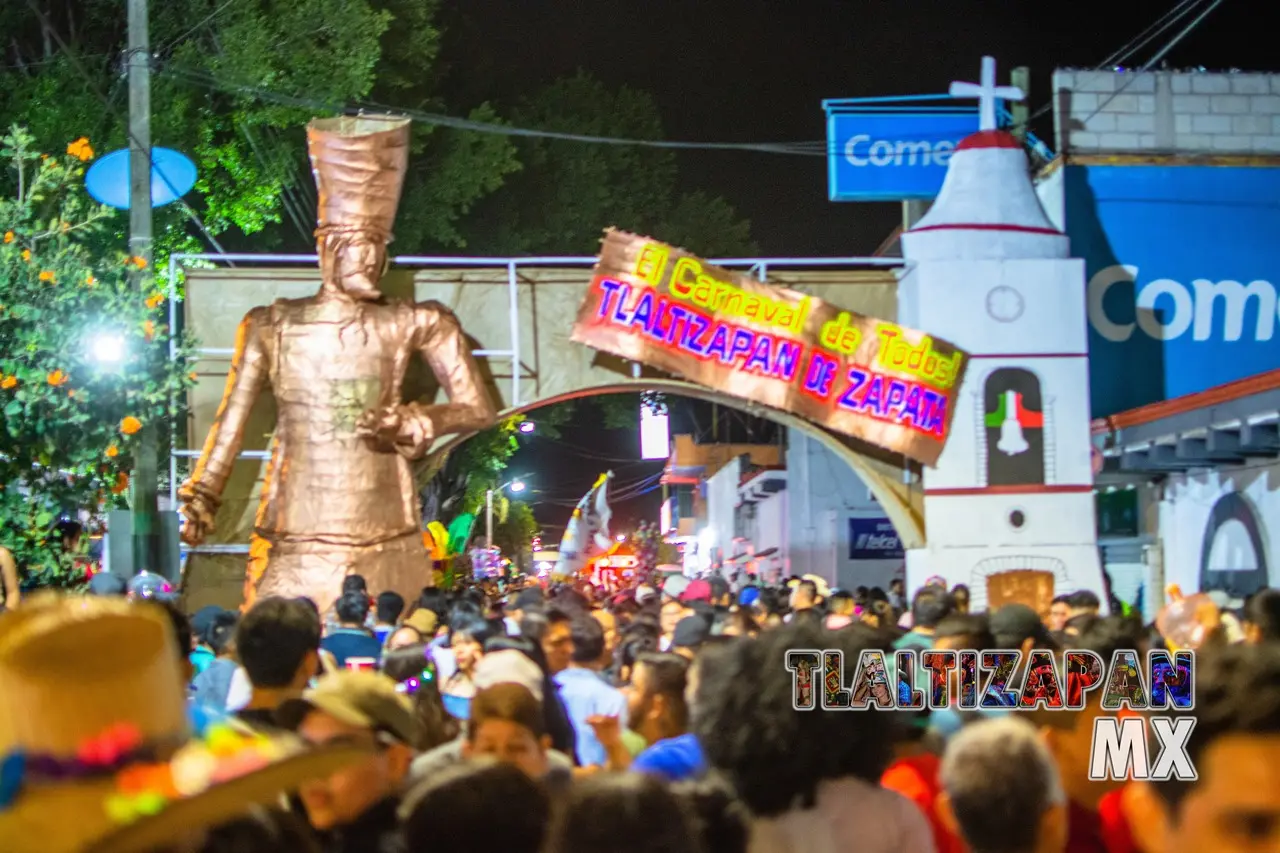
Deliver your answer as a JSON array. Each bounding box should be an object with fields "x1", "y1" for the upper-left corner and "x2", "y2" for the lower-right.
[{"x1": 307, "y1": 114, "x2": 411, "y2": 242}]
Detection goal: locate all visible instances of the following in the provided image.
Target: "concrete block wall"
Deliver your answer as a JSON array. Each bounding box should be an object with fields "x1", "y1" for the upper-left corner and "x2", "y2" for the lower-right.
[{"x1": 1053, "y1": 70, "x2": 1280, "y2": 155}]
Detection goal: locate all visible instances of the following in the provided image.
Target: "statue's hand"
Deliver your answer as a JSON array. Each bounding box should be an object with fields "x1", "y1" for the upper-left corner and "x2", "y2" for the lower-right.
[
  {"x1": 356, "y1": 405, "x2": 406, "y2": 452},
  {"x1": 357, "y1": 404, "x2": 436, "y2": 458},
  {"x1": 178, "y1": 488, "x2": 217, "y2": 546}
]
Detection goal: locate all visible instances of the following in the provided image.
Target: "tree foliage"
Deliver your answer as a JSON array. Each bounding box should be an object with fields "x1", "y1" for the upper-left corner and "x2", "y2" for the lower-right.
[
  {"x1": 0, "y1": 127, "x2": 196, "y2": 586},
  {"x1": 460, "y1": 71, "x2": 758, "y2": 257},
  {"x1": 0, "y1": 0, "x2": 518, "y2": 257},
  {"x1": 419, "y1": 403, "x2": 574, "y2": 533}
]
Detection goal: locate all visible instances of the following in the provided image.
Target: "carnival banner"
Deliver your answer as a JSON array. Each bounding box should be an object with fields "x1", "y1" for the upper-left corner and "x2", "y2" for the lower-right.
[{"x1": 571, "y1": 229, "x2": 969, "y2": 466}]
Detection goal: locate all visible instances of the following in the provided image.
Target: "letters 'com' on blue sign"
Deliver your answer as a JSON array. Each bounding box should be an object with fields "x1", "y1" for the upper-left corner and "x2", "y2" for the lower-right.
[
  {"x1": 823, "y1": 99, "x2": 980, "y2": 202},
  {"x1": 1060, "y1": 165, "x2": 1280, "y2": 417}
]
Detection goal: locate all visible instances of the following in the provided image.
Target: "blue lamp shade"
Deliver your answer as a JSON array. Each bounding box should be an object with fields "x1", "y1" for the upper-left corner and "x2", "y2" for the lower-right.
[{"x1": 84, "y1": 148, "x2": 197, "y2": 210}]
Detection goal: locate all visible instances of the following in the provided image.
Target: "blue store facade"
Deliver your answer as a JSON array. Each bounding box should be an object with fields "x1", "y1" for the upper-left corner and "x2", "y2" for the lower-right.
[{"x1": 1037, "y1": 161, "x2": 1280, "y2": 616}]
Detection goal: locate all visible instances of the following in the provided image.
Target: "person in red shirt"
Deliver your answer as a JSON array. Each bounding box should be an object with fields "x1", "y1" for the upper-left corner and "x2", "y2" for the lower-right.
[
  {"x1": 882, "y1": 710, "x2": 967, "y2": 853},
  {"x1": 1036, "y1": 617, "x2": 1145, "y2": 853},
  {"x1": 1096, "y1": 786, "x2": 1137, "y2": 853}
]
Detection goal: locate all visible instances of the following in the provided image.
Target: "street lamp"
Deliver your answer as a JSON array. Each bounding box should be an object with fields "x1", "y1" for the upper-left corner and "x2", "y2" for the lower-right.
[
  {"x1": 90, "y1": 333, "x2": 126, "y2": 366},
  {"x1": 486, "y1": 478, "x2": 526, "y2": 550}
]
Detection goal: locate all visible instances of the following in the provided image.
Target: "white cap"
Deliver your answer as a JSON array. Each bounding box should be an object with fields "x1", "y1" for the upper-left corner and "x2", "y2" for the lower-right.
[
  {"x1": 663, "y1": 575, "x2": 691, "y2": 600},
  {"x1": 473, "y1": 650, "x2": 544, "y2": 702}
]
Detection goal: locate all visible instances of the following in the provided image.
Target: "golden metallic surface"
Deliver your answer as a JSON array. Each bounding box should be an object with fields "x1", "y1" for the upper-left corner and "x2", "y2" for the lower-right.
[
  {"x1": 309, "y1": 115, "x2": 410, "y2": 242},
  {"x1": 572, "y1": 229, "x2": 968, "y2": 467},
  {"x1": 180, "y1": 116, "x2": 496, "y2": 613}
]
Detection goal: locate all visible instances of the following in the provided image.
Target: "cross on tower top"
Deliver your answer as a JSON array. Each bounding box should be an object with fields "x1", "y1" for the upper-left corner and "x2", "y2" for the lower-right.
[{"x1": 949, "y1": 56, "x2": 1024, "y2": 132}]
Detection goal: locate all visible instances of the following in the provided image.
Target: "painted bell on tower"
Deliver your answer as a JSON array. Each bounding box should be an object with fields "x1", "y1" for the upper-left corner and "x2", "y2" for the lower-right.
[
  {"x1": 983, "y1": 368, "x2": 1046, "y2": 486},
  {"x1": 996, "y1": 390, "x2": 1030, "y2": 456}
]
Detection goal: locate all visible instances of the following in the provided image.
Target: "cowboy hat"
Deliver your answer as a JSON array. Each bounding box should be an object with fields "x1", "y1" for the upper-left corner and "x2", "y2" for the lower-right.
[
  {"x1": 800, "y1": 574, "x2": 831, "y2": 599},
  {"x1": 0, "y1": 594, "x2": 371, "y2": 853}
]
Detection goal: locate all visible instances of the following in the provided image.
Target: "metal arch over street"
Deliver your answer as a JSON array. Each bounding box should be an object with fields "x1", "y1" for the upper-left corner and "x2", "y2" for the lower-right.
[
  {"x1": 426, "y1": 379, "x2": 926, "y2": 551},
  {"x1": 171, "y1": 253, "x2": 920, "y2": 606}
]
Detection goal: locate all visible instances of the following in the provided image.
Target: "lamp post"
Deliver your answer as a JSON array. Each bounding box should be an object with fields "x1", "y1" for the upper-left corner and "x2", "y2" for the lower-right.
[{"x1": 486, "y1": 478, "x2": 526, "y2": 550}]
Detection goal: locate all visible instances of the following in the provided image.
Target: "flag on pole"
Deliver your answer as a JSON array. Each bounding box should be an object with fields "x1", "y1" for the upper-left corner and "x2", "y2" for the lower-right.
[{"x1": 556, "y1": 471, "x2": 613, "y2": 575}]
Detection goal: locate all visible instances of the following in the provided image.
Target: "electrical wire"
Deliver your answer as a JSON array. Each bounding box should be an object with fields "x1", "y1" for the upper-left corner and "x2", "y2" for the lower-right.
[
  {"x1": 534, "y1": 471, "x2": 665, "y2": 507},
  {"x1": 157, "y1": 62, "x2": 828, "y2": 157},
  {"x1": 1098, "y1": 0, "x2": 1204, "y2": 69},
  {"x1": 1073, "y1": 0, "x2": 1229, "y2": 131},
  {"x1": 1009, "y1": 0, "x2": 1221, "y2": 135},
  {"x1": 0, "y1": 52, "x2": 115, "y2": 70},
  {"x1": 158, "y1": 0, "x2": 240, "y2": 55},
  {"x1": 529, "y1": 433, "x2": 665, "y2": 465},
  {"x1": 1138, "y1": 0, "x2": 1228, "y2": 71}
]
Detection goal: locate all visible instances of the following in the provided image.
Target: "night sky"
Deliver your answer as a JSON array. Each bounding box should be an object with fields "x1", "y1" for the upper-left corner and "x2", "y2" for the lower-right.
[{"x1": 445, "y1": 0, "x2": 1270, "y2": 540}]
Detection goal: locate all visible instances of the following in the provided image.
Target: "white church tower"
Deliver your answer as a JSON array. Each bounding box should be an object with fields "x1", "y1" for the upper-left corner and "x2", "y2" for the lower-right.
[{"x1": 897, "y1": 57, "x2": 1106, "y2": 615}]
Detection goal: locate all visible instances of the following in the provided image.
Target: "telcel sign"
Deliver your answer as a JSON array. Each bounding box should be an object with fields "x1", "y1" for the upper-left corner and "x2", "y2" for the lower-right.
[{"x1": 824, "y1": 100, "x2": 980, "y2": 201}]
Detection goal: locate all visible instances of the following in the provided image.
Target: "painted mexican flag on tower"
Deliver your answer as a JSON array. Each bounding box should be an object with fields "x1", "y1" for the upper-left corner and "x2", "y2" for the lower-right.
[{"x1": 571, "y1": 229, "x2": 970, "y2": 466}]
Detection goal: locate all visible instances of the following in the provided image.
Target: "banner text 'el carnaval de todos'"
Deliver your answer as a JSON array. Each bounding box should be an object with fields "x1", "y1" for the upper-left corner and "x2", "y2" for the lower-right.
[{"x1": 571, "y1": 230, "x2": 969, "y2": 467}]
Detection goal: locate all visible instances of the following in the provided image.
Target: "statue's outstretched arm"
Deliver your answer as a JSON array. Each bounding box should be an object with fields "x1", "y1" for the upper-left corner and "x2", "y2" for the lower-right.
[
  {"x1": 178, "y1": 306, "x2": 271, "y2": 544},
  {"x1": 358, "y1": 302, "x2": 497, "y2": 460}
]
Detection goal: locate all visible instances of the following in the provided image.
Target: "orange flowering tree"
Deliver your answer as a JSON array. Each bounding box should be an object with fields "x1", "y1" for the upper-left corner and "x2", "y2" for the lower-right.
[{"x1": 0, "y1": 126, "x2": 197, "y2": 588}]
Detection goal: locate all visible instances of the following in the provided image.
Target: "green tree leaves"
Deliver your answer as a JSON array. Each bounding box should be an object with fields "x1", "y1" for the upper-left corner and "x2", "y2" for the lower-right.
[
  {"x1": 0, "y1": 127, "x2": 195, "y2": 587},
  {"x1": 460, "y1": 70, "x2": 757, "y2": 257}
]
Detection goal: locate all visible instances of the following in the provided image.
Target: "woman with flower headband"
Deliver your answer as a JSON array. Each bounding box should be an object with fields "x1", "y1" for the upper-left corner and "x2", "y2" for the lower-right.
[{"x1": 380, "y1": 642, "x2": 458, "y2": 751}]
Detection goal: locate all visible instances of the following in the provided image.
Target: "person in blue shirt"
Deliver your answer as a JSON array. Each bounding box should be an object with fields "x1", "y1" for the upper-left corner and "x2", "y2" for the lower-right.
[
  {"x1": 321, "y1": 590, "x2": 383, "y2": 669},
  {"x1": 627, "y1": 651, "x2": 706, "y2": 781},
  {"x1": 190, "y1": 609, "x2": 240, "y2": 710},
  {"x1": 553, "y1": 614, "x2": 628, "y2": 768},
  {"x1": 373, "y1": 590, "x2": 405, "y2": 646}
]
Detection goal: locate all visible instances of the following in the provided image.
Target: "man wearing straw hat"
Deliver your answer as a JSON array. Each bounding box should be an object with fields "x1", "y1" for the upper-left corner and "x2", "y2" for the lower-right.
[
  {"x1": 0, "y1": 594, "x2": 370, "y2": 852},
  {"x1": 179, "y1": 115, "x2": 497, "y2": 615}
]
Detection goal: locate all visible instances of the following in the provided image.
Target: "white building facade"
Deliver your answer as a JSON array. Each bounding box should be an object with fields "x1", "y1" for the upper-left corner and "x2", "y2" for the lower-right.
[{"x1": 785, "y1": 431, "x2": 903, "y2": 591}]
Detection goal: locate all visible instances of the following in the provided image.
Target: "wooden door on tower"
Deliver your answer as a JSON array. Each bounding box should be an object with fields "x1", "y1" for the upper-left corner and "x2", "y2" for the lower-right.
[{"x1": 985, "y1": 569, "x2": 1056, "y2": 621}]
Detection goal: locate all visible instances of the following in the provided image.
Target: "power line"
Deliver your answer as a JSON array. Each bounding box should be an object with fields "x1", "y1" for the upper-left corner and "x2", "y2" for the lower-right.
[
  {"x1": 530, "y1": 433, "x2": 665, "y2": 465},
  {"x1": 1073, "y1": 0, "x2": 1229, "y2": 131},
  {"x1": 0, "y1": 52, "x2": 115, "y2": 70},
  {"x1": 156, "y1": 63, "x2": 828, "y2": 157},
  {"x1": 1140, "y1": 0, "x2": 1228, "y2": 70},
  {"x1": 1010, "y1": 0, "x2": 1222, "y2": 135},
  {"x1": 1098, "y1": 0, "x2": 1204, "y2": 69},
  {"x1": 159, "y1": 0, "x2": 240, "y2": 55}
]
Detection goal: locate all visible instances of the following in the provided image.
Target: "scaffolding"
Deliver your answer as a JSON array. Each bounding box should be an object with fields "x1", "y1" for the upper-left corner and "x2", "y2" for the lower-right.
[{"x1": 168, "y1": 252, "x2": 904, "y2": 555}]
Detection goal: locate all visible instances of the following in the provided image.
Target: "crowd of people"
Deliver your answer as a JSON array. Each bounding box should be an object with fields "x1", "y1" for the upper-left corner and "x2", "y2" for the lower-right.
[{"x1": 1, "y1": 568, "x2": 1278, "y2": 853}]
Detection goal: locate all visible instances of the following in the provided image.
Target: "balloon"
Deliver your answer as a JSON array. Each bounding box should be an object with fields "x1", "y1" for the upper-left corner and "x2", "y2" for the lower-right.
[{"x1": 1156, "y1": 592, "x2": 1218, "y2": 650}]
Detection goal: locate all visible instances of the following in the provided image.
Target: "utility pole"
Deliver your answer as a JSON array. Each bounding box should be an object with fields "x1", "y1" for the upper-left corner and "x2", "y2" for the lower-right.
[
  {"x1": 1011, "y1": 67, "x2": 1031, "y2": 143},
  {"x1": 127, "y1": 0, "x2": 162, "y2": 579},
  {"x1": 486, "y1": 488, "x2": 495, "y2": 550}
]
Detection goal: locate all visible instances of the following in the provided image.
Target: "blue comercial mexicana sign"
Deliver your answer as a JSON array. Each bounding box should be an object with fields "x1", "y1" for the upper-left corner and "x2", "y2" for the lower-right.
[
  {"x1": 823, "y1": 99, "x2": 980, "y2": 202},
  {"x1": 848, "y1": 517, "x2": 904, "y2": 561},
  {"x1": 1059, "y1": 165, "x2": 1280, "y2": 417}
]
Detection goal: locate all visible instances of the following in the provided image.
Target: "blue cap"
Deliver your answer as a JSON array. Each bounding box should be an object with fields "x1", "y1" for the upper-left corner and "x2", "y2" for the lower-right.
[{"x1": 738, "y1": 586, "x2": 760, "y2": 607}]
